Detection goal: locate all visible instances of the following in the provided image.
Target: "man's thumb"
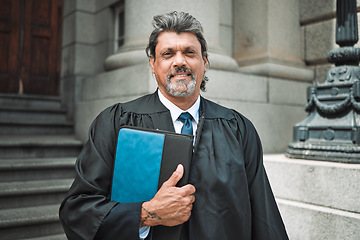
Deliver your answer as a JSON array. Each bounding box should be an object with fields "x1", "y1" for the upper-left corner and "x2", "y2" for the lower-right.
[{"x1": 165, "y1": 164, "x2": 184, "y2": 187}]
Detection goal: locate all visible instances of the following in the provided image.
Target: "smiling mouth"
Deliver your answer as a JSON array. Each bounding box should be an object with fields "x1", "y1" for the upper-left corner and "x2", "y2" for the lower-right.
[
  {"x1": 171, "y1": 73, "x2": 191, "y2": 78},
  {"x1": 168, "y1": 67, "x2": 194, "y2": 80}
]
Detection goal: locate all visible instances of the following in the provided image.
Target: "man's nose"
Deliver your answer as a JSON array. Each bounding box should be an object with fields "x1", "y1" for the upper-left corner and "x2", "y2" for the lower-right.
[{"x1": 173, "y1": 52, "x2": 186, "y2": 67}]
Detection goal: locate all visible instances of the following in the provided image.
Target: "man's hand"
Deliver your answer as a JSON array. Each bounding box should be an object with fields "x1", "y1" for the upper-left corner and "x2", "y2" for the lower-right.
[{"x1": 140, "y1": 164, "x2": 196, "y2": 227}]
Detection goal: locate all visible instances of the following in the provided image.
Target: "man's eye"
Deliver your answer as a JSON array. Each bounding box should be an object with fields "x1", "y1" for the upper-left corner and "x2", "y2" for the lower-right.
[{"x1": 163, "y1": 52, "x2": 172, "y2": 56}]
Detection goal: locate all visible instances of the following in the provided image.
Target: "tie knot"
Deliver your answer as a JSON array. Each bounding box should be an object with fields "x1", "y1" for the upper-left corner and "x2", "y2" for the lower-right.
[
  {"x1": 178, "y1": 112, "x2": 193, "y2": 135},
  {"x1": 178, "y1": 112, "x2": 192, "y2": 123}
]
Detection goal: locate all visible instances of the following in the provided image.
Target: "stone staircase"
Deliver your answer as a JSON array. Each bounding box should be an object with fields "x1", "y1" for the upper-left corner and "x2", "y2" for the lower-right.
[
  {"x1": 0, "y1": 94, "x2": 83, "y2": 240},
  {"x1": 264, "y1": 154, "x2": 360, "y2": 239}
]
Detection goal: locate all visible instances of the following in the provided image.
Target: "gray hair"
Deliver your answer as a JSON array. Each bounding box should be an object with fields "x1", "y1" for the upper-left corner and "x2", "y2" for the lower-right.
[{"x1": 146, "y1": 11, "x2": 209, "y2": 91}]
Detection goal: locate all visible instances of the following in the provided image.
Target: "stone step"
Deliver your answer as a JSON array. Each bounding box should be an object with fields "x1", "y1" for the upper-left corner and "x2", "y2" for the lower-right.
[
  {"x1": 277, "y1": 198, "x2": 360, "y2": 240},
  {"x1": 0, "y1": 120, "x2": 74, "y2": 135},
  {"x1": 0, "y1": 93, "x2": 62, "y2": 110},
  {"x1": 0, "y1": 135, "x2": 83, "y2": 159},
  {"x1": 0, "y1": 105, "x2": 68, "y2": 123},
  {"x1": 264, "y1": 154, "x2": 360, "y2": 213},
  {"x1": 0, "y1": 179, "x2": 73, "y2": 209},
  {"x1": 0, "y1": 157, "x2": 76, "y2": 182},
  {"x1": 0, "y1": 204, "x2": 64, "y2": 240}
]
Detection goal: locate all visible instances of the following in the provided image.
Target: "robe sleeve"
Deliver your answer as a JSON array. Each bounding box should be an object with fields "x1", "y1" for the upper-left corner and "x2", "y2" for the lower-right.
[
  {"x1": 238, "y1": 114, "x2": 289, "y2": 240},
  {"x1": 59, "y1": 104, "x2": 142, "y2": 240}
]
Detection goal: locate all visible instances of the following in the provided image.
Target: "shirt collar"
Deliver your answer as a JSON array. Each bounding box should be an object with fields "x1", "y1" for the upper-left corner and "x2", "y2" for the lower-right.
[{"x1": 158, "y1": 90, "x2": 200, "y2": 124}]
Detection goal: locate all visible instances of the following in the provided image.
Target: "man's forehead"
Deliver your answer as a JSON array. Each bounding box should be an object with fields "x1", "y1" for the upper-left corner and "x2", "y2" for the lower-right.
[{"x1": 156, "y1": 32, "x2": 201, "y2": 50}]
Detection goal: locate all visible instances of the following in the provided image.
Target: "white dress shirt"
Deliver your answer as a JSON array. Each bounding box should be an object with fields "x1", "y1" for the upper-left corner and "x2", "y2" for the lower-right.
[
  {"x1": 157, "y1": 90, "x2": 200, "y2": 136},
  {"x1": 139, "y1": 90, "x2": 200, "y2": 239}
]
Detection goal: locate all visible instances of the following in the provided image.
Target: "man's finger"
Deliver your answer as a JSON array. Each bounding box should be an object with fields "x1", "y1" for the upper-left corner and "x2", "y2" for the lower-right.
[
  {"x1": 180, "y1": 184, "x2": 196, "y2": 195},
  {"x1": 164, "y1": 164, "x2": 184, "y2": 187}
]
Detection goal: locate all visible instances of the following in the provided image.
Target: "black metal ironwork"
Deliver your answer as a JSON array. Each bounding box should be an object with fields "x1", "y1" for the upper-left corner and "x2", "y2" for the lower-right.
[{"x1": 286, "y1": 0, "x2": 360, "y2": 163}]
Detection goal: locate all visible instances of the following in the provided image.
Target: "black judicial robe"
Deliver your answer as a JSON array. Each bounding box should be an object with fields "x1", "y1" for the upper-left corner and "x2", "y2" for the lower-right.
[{"x1": 59, "y1": 91, "x2": 288, "y2": 240}]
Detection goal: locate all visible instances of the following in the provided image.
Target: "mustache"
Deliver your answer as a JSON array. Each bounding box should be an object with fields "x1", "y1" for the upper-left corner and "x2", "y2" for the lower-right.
[{"x1": 168, "y1": 67, "x2": 194, "y2": 76}]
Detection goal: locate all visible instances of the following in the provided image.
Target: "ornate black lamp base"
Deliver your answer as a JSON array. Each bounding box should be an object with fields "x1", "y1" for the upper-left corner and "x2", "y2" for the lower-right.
[
  {"x1": 287, "y1": 0, "x2": 360, "y2": 163},
  {"x1": 286, "y1": 142, "x2": 360, "y2": 163}
]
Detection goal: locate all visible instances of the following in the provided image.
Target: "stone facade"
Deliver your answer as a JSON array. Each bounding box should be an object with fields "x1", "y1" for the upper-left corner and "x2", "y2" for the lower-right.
[
  {"x1": 63, "y1": 0, "x2": 313, "y2": 153},
  {"x1": 61, "y1": 0, "x2": 360, "y2": 239}
]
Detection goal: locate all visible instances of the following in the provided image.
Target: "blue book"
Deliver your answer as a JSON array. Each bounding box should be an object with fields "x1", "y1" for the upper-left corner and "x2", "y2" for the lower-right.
[
  {"x1": 111, "y1": 126, "x2": 194, "y2": 239},
  {"x1": 111, "y1": 126, "x2": 193, "y2": 203}
]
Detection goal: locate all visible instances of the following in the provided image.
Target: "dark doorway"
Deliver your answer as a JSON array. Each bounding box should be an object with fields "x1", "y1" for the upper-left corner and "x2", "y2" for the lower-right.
[{"x1": 0, "y1": 0, "x2": 63, "y2": 96}]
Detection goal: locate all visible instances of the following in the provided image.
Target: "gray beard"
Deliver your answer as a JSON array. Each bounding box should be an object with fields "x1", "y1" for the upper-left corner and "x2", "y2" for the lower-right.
[{"x1": 165, "y1": 73, "x2": 196, "y2": 97}]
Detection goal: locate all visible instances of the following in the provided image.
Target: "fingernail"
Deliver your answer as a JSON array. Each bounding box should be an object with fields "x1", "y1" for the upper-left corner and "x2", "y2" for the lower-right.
[{"x1": 177, "y1": 164, "x2": 184, "y2": 172}]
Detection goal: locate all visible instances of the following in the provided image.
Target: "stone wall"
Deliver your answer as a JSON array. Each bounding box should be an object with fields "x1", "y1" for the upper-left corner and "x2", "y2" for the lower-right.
[{"x1": 61, "y1": 0, "x2": 118, "y2": 120}]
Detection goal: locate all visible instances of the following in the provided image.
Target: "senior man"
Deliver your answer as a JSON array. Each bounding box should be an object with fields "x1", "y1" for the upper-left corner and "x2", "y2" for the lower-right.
[{"x1": 60, "y1": 11, "x2": 288, "y2": 240}]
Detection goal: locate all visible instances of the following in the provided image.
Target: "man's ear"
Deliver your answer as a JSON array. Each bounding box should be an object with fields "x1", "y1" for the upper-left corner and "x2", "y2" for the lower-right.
[
  {"x1": 149, "y1": 56, "x2": 155, "y2": 74},
  {"x1": 203, "y1": 54, "x2": 208, "y2": 71}
]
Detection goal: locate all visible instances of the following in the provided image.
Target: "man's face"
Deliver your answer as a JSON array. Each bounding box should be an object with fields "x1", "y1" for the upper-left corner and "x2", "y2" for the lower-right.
[{"x1": 150, "y1": 31, "x2": 207, "y2": 99}]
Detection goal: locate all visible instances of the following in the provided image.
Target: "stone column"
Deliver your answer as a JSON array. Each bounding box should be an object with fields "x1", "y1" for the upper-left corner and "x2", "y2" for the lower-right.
[
  {"x1": 233, "y1": 0, "x2": 313, "y2": 81},
  {"x1": 104, "y1": 0, "x2": 238, "y2": 71}
]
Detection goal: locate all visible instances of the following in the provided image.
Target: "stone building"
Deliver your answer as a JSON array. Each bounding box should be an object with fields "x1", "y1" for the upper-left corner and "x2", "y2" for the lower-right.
[{"x1": 0, "y1": 0, "x2": 359, "y2": 239}]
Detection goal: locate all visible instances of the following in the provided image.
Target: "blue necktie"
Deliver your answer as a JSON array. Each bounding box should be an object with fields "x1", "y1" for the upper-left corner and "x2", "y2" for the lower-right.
[{"x1": 178, "y1": 112, "x2": 193, "y2": 135}]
